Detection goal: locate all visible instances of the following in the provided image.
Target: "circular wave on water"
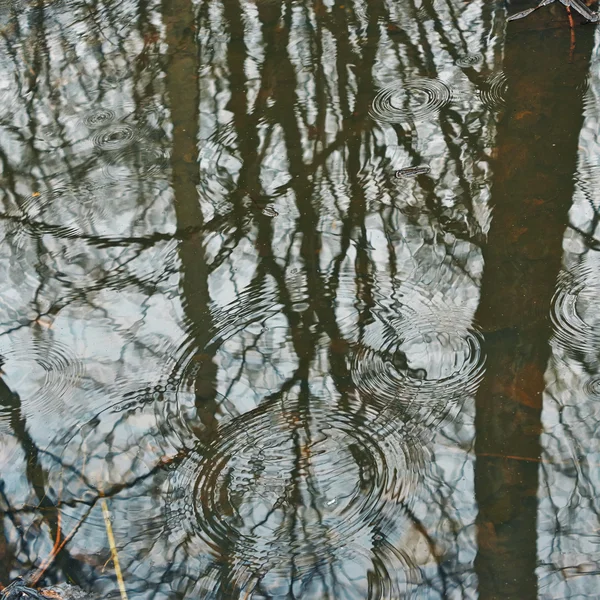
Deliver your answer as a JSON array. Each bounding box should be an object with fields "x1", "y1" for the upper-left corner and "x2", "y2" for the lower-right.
[
  {"x1": 191, "y1": 278, "x2": 282, "y2": 353},
  {"x1": 351, "y1": 311, "x2": 485, "y2": 430},
  {"x1": 456, "y1": 52, "x2": 484, "y2": 68},
  {"x1": 0, "y1": 335, "x2": 84, "y2": 417},
  {"x1": 165, "y1": 398, "x2": 424, "y2": 597},
  {"x1": 101, "y1": 145, "x2": 170, "y2": 181},
  {"x1": 91, "y1": 123, "x2": 138, "y2": 151},
  {"x1": 551, "y1": 264, "x2": 600, "y2": 354},
  {"x1": 82, "y1": 108, "x2": 117, "y2": 129},
  {"x1": 369, "y1": 78, "x2": 452, "y2": 123},
  {"x1": 20, "y1": 179, "x2": 174, "y2": 240},
  {"x1": 479, "y1": 71, "x2": 508, "y2": 110},
  {"x1": 20, "y1": 184, "x2": 110, "y2": 234},
  {"x1": 46, "y1": 380, "x2": 189, "y2": 536},
  {"x1": 583, "y1": 377, "x2": 600, "y2": 398}
]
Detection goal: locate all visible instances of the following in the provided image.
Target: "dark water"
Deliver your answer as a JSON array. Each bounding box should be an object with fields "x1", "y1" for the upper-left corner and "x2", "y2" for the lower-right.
[{"x1": 1, "y1": 0, "x2": 600, "y2": 598}]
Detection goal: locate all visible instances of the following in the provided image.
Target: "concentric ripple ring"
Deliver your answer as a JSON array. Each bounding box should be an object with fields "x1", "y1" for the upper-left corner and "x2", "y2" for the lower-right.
[
  {"x1": 351, "y1": 313, "x2": 485, "y2": 430},
  {"x1": 82, "y1": 108, "x2": 116, "y2": 129},
  {"x1": 551, "y1": 265, "x2": 600, "y2": 354},
  {"x1": 369, "y1": 78, "x2": 452, "y2": 123},
  {"x1": 92, "y1": 123, "x2": 138, "y2": 151},
  {"x1": 166, "y1": 401, "x2": 422, "y2": 588},
  {"x1": 456, "y1": 52, "x2": 483, "y2": 68},
  {"x1": 479, "y1": 71, "x2": 508, "y2": 110}
]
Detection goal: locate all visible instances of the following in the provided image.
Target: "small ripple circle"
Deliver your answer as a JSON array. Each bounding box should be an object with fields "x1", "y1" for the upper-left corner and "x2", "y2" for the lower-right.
[
  {"x1": 370, "y1": 78, "x2": 452, "y2": 123},
  {"x1": 456, "y1": 52, "x2": 483, "y2": 68},
  {"x1": 92, "y1": 123, "x2": 138, "y2": 151},
  {"x1": 82, "y1": 108, "x2": 116, "y2": 129},
  {"x1": 0, "y1": 337, "x2": 84, "y2": 410},
  {"x1": 479, "y1": 71, "x2": 508, "y2": 110},
  {"x1": 583, "y1": 377, "x2": 600, "y2": 398}
]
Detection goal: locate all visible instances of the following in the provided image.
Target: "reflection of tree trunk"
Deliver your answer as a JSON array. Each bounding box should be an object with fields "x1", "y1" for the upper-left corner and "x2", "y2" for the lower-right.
[
  {"x1": 163, "y1": 0, "x2": 218, "y2": 431},
  {"x1": 0, "y1": 377, "x2": 84, "y2": 583},
  {"x1": 474, "y1": 7, "x2": 594, "y2": 599}
]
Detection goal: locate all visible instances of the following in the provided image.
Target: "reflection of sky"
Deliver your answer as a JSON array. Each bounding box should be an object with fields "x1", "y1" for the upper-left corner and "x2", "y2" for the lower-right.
[
  {"x1": 0, "y1": 0, "x2": 508, "y2": 597},
  {"x1": 539, "y1": 28, "x2": 600, "y2": 597}
]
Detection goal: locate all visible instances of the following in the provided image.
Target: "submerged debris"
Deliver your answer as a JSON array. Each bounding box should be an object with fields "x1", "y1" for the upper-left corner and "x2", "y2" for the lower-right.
[
  {"x1": 395, "y1": 165, "x2": 431, "y2": 178},
  {"x1": 508, "y1": 0, "x2": 599, "y2": 23},
  {"x1": 0, "y1": 579, "x2": 94, "y2": 600}
]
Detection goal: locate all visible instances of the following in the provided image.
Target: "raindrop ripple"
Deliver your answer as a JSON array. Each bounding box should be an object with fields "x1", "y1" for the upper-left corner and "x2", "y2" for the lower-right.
[
  {"x1": 92, "y1": 123, "x2": 138, "y2": 151},
  {"x1": 0, "y1": 336, "x2": 84, "y2": 416},
  {"x1": 82, "y1": 108, "x2": 116, "y2": 129},
  {"x1": 166, "y1": 401, "x2": 423, "y2": 590},
  {"x1": 479, "y1": 71, "x2": 508, "y2": 110},
  {"x1": 456, "y1": 52, "x2": 484, "y2": 68},
  {"x1": 551, "y1": 265, "x2": 600, "y2": 354},
  {"x1": 370, "y1": 78, "x2": 452, "y2": 123},
  {"x1": 352, "y1": 312, "x2": 485, "y2": 430}
]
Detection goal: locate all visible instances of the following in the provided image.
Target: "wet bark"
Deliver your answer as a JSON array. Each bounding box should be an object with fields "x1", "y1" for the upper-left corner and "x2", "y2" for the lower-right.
[{"x1": 474, "y1": 4, "x2": 595, "y2": 599}]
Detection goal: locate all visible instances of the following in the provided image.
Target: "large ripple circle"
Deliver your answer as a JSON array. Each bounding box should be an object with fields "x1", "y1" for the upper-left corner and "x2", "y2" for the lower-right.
[
  {"x1": 0, "y1": 337, "x2": 84, "y2": 414},
  {"x1": 352, "y1": 313, "x2": 485, "y2": 430},
  {"x1": 370, "y1": 78, "x2": 452, "y2": 123},
  {"x1": 166, "y1": 402, "x2": 423, "y2": 591}
]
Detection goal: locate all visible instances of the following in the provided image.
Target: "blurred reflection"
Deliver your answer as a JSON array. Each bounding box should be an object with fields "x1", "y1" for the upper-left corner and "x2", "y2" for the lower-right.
[
  {"x1": 0, "y1": 0, "x2": 595, "y2": 598},
  {"x1": 538, "y1": 34, "x2": 600, "y2": 599}
]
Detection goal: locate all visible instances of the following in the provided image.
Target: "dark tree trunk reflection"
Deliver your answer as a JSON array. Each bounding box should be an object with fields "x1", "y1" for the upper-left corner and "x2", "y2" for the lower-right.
[
  {"x1": 474, "y1": 5, "x2": 595, "y2": 598},
  {"x1": 164, "y1": 0, "x2": 219, "y2": 432}
]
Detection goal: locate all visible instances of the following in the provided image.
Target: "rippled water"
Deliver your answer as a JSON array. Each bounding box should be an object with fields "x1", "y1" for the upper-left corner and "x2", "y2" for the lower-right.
[{"x1": 1, "y1": 0, "x2": 600, "y2": 598}]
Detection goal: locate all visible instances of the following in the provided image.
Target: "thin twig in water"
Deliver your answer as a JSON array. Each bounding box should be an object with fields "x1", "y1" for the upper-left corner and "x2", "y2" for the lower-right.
[
  {"x1": 101, "y1": 497, "x2": 129, "y2": 600},
  {"x1": 29, "y1": 511, "x2": 61, "y2": 586},
  {"x1": 30, "y1": 503, "x2": 94, "y2": 586}
]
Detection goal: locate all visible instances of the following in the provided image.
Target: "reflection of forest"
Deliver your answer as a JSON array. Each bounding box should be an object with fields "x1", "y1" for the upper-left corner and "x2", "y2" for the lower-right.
[{"x1": 0, "y1": 0, "x2": 599, "y2": 598}]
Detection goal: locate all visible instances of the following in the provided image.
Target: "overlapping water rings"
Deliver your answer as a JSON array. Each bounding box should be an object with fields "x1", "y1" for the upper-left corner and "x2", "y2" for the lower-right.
[
  {"x1": 75, "y1": 104, "x2": 146, "y2": 155},
  {"x1": 205, "y1": 278, "x2": 282, "y2": 349},
  {"x1": 369, "y1": 78, "x2": 452, "y2": 123},
  {"x1": 479, "y1": 71, "x2": 508, "y2": 110},
  {"x1": 20, "y1": 184, "x2": 106, "y2": 234},
  {"x1": 168, "y1": 277, "x2": 285, "y2": 410},
  {"x1": 165, "y1": 399, "x2": 423, "y2": 597},
  {"x1": 101, "y1": 145, "x2": 170, "y2": 181},
  {"x1": 19, "y1": 180, "x2": 171, "y2": 240},
  {"x1": 551, "y1": 264, "x2": 600, "y2": 354},
  {"x1": 351, "y1": 310, "x2": 485, "y2": 430}
]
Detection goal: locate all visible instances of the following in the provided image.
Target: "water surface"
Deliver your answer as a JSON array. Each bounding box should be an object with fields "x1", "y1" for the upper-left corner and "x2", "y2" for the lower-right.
[{"x1": 1, "y1": 0, "x2": 600, "y2": 598}]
